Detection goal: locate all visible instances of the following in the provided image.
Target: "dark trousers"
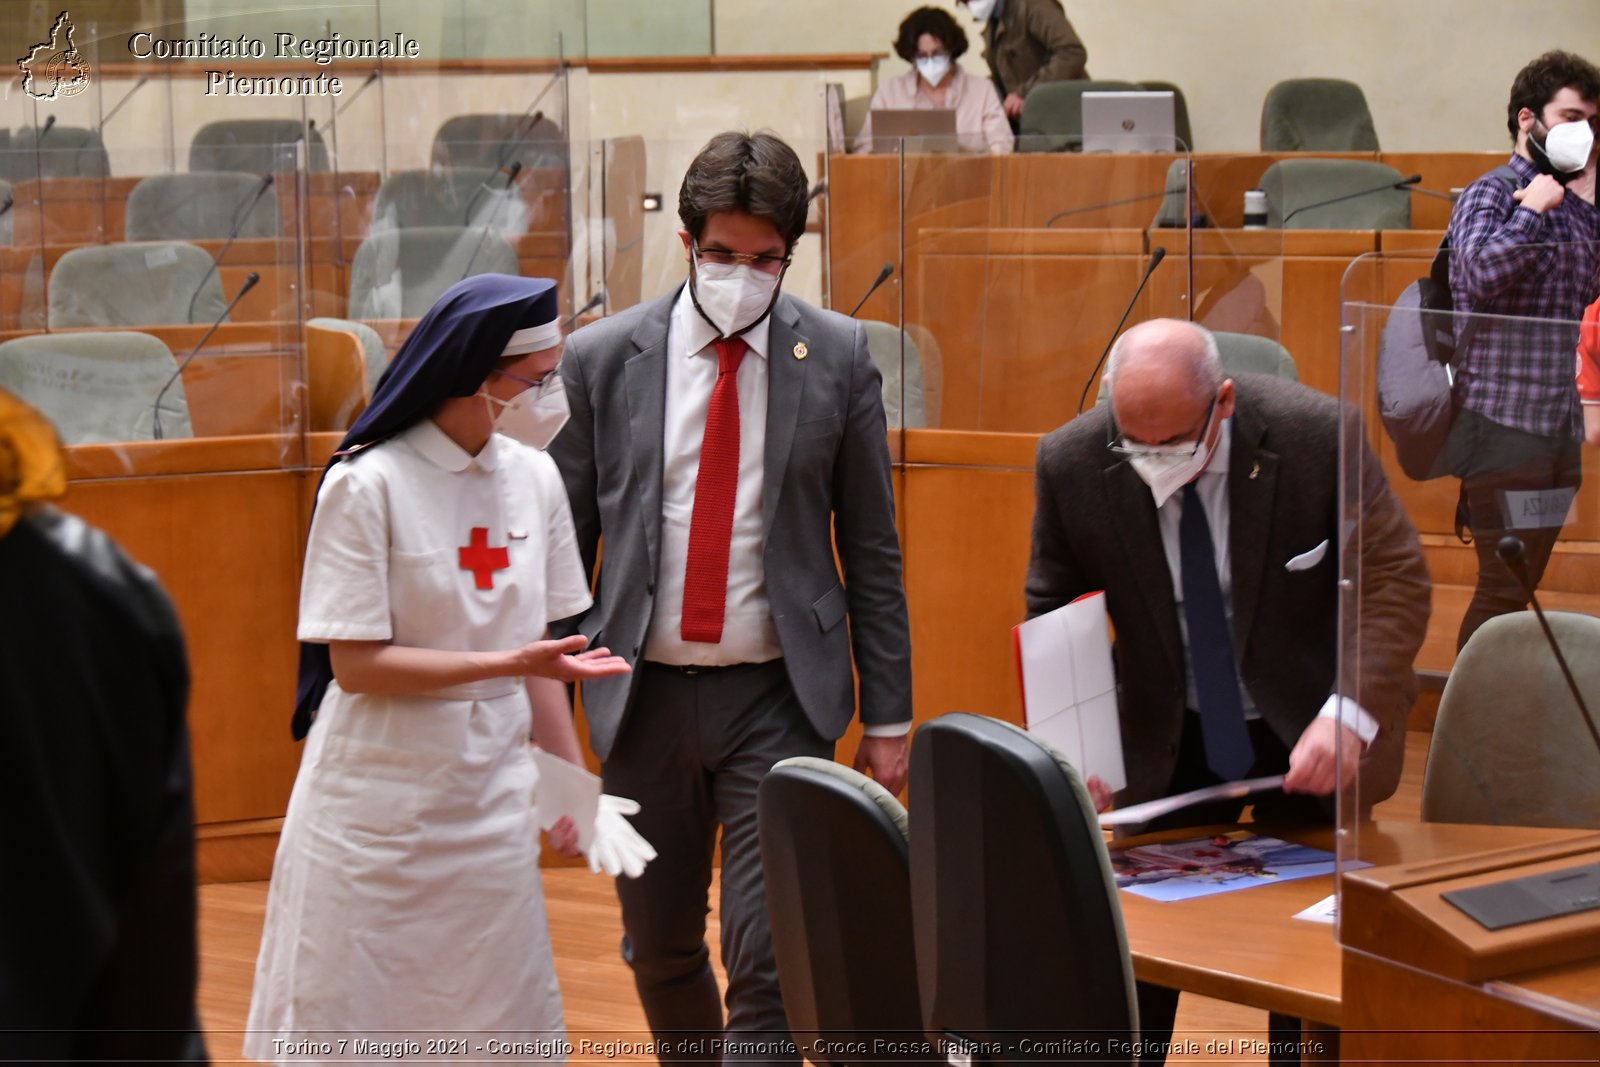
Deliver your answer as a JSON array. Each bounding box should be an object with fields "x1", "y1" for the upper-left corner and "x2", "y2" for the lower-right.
[
  {"x1": 1444, "y1": 408, "x2": 1582, "y2": 651},
  {"x1": 1136, "y1": 713, "x2": 1326, "y2": 1067},
  {"x1": 601, "y1": 661, "x2": 829, "y2": 1066}
]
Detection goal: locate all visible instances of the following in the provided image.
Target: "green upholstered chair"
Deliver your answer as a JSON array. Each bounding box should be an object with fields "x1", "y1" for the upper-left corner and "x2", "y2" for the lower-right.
[
  {"x1": 758, "y1": 757, "x2": 932, "y2": 1067},
  {"x1": 860, "y1": 320, "x2": 929, "y2": 429},
  {"x1": 48, "y1": 241, "x2": 227, "y2": 328},
  {"x1": 346, "y1": 226, "x2": 519, "y2": 320},
  {"x1": 189, "y1": 118, "x2": 328, "y2": 173},
  {"x1": 9, "y1": 123, "x2": 110, "y2": 179},
  {"x1": 125, "y1": 172, "x2": 280, "y2": 241},
  {"x1": 909, "y1": 713, "x2": 1139, "y2": 1062},
  {"x1": 1423, "y1": 611, "x2": 1600, "y2": 830},
  {"x1": 432, "y1": 113, "x2": 567, "y2": 173},
  {"x1": 370, "y1": 167, "x2": 527, "y2": 233},
  {"x1": 0, "y1": 331, "x2": 190, "y2": 443},
  {"x1": 1260, "y1": 78, "x2": 1379, "y2": 151},
  {"x1": 1259, "y1": 158, "x2": 1410, "y2": 230}
]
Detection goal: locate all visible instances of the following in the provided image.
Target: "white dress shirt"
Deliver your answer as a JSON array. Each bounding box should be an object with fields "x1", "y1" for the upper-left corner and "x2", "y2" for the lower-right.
[
  {"x1": 644, "y1": 287, "x2": 783, "y2": 666},
  {"x1": 1151, "y1": 419, "x2": 1378, "y2": 744}
]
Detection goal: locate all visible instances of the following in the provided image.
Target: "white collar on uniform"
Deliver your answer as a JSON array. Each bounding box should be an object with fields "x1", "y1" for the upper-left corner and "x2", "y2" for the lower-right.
[
  {"x1": 674, "y1": 284, "x2": 772, "y2": 362},
  {"x1": 406, "y1": 417, "x2": 501, "y2": 472}
]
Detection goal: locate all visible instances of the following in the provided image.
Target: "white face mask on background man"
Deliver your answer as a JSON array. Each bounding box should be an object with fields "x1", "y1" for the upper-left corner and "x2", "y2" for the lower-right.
[
  {"x1": 481, "y1": 372, "x2": 570, "y2": 451},
  {"x1": 966, "y1": 0, "x2": 997, "y2": 23},
  {"x1": 692, "y1": 260, "x2": 782, "y2": 337},
  {"x1": 1532, "y1": 118, "x2": 1596, "y2": 175},
  {"x1": 916, "y1": 54, "x2": 951, "y2": 87}
]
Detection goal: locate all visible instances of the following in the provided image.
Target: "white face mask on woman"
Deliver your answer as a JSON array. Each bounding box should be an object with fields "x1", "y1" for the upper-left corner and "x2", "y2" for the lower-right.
[
  {"x1": 916, "y1": 54, "x2": 951, "y2": 87},
  {"x1": 481, "y1": 372, "x2": 570, "y2": 450},
  {"x1": 691, "y1": 261, "x2": 782, "y2": 337}
]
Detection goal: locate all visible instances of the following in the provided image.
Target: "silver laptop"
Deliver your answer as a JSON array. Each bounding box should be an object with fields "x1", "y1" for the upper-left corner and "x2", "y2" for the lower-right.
[
  {"x1": 868, "y1": 108, "x2": 958, "y2": 153},
  {"x1": 1081, "y1": 91, "x2": 1177, "y2": 153}
]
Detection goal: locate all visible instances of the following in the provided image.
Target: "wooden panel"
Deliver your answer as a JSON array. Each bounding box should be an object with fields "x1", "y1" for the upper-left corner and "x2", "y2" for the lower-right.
[
  {"x1": 1381, "y1": 151, "x2": 1509, "y2": 230},
  {"x1": 62, "y1": 469, "x2": 310, "y2": 826},
  {"x1": 908, "y1": 241, "x2": 1146, "y2": 432},
  {"x1": 903, "y1": 434, "x2": 1037, "y2": 732}
]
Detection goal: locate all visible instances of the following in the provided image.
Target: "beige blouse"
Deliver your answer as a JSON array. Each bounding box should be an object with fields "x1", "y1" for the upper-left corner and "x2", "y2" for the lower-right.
[{"x1": 853, "y1": 66, "x2": 1014, "y2": 156}]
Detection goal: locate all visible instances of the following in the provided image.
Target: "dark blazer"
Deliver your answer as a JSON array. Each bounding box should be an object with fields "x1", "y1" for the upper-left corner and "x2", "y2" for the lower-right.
[
  {"x1": 550, "y1": 288, "x2": 912, "y2": 761},
  {"x1": 1025, "y1": 374, "x2": 1430, "y2": 809},
  {"x1": 984, "y1": 0, "x2": 1090, "y2": 98}
]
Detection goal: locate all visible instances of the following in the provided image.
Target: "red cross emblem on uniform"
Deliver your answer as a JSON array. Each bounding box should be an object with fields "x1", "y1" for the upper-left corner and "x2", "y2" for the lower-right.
[{"x1": 459, "y1": 526, "x2": 509, "y2": 590}]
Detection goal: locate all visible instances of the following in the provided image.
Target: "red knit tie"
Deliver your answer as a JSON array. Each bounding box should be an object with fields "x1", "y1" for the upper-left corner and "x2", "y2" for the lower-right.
[{"x1": 681, "y1": 337, "x2": 748, "y2": 643}]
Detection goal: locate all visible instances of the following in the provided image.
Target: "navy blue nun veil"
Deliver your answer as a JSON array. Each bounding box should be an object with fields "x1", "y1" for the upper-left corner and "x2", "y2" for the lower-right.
[{"x1": 291, "y1": 274, "x2": 560, "y2": 739}]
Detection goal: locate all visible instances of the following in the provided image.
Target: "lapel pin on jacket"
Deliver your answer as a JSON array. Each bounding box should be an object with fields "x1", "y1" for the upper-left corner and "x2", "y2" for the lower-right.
[
  {"x1": 1249, "y1": 461, "x2": 1261, "y2": 481},
  {"x1": 793, "y1": 342, "x2": 808, "y2": 360}
]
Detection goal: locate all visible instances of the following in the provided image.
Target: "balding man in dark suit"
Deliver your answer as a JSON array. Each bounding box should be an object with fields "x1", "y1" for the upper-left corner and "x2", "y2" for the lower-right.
[{"x1": 1025, "y1": 319, "x2": 1428, "y2": 1065}]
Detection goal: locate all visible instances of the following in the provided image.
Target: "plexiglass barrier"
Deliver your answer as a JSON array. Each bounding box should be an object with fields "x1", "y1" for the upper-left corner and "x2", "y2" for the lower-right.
[{"x1": 1334, "y1": 243, "x2": 1600, "y2": 1060}]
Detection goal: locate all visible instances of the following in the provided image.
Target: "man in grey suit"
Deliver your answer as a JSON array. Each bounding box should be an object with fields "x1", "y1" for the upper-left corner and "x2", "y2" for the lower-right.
[
  {"x1": 549, "y1": 131, "x2": 912, "y2": 1064},
  {"x1": 1026, "y1": 318, "x2": 1428, "y2": 1065}
]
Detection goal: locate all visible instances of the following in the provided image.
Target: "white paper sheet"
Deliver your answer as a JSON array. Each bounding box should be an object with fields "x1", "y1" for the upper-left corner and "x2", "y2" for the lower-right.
[
  {"x1": 1015, "y1": 592, "x2": 1126, "y2": 791},
  {"x1": 1097, "y1": 774, "x2": 1286, "y2": 828},
  {"x1": 530, "y1": 749, "x2": 602, "y2": 851}
]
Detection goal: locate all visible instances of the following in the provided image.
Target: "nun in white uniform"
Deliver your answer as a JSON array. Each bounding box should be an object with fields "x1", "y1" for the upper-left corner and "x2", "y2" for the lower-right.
[{"x1": 245, "y1": 276, "x2": 648, "y2": 1063}]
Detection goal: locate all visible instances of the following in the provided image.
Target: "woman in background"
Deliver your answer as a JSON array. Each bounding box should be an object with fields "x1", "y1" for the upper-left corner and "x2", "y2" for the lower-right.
[{"x1": 855, "y1": 6, "x2": 1013, "y2": 155}]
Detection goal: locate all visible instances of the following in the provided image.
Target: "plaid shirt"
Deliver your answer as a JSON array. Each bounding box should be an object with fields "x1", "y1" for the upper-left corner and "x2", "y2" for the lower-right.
[{"x1": 1447, "y1": 153, "x2": 1600, "y2": 438}]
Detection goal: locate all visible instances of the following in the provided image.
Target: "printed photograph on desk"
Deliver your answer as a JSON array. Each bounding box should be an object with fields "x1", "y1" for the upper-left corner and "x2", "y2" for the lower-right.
[{"x1": 1111, "y1": 831, "x2": 1359, "y2": 902}]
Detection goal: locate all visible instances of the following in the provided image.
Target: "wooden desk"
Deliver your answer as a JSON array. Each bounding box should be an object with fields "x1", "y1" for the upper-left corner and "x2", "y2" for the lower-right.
[
  {"x1": 1117, "y1": 821, "x2": 1586, "y2": 1030},
  {"x1": 1341, "y1": 829, "x2": 1600, "y2": 1063}
]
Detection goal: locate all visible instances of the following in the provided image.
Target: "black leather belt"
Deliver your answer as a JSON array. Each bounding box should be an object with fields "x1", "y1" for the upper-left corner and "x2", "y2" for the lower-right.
[{"x1": 643, "y1": 660, "x2": 781, "y2": 677}]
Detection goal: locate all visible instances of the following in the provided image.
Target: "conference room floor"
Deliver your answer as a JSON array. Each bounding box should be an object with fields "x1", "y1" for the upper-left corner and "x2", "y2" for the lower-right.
[{"x1": 193, "y1": 732, "x2": 1436, "y2": 1064}]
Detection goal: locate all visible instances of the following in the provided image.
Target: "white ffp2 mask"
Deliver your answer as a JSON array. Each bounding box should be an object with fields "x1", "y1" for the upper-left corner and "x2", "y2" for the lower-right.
[
  {"x1": 1126, "y1": 438, "x2": 1213, "y2": 509},
  {"x1": 1540, "y1": 119, "x2": 1596, "y2": 174},
  {"x1": 916, "y1": 55, "x2": 951, "y2": 87},
  {"x1": 692, "y1": 261, "x2": 781, "y2": 337},
  {"x1": 966, "y1": 0, "x2": 997, "y2": 21},
  {"x1": 482, "y1": 374, "x2": 570, "y2": 450}
]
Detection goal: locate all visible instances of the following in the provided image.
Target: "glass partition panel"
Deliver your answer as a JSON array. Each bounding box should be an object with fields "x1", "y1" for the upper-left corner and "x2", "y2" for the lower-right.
[
  {"x1": 892, "y1": 141, "x2": 1200, "y2": 434},
  {"x1": 1336, "y1": 245, "x2": 1600, "y2": 1060},
  {"x1": 0, "y1": 143, "x2": 304, "y2": 474}
]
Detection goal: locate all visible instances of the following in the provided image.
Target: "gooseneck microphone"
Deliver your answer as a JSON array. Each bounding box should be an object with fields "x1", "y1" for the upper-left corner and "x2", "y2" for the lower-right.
[
  {"x1": 1076, "y1": 246, "x2": 1167, "y2": 415},
  {"x1": 100, "y1": 76, "x2": 149, "y2": 129},
  {"x1": 187, "y1": 172, "x2": 274, "y2": 322},
  {"x1": 806, "y1": 179, "x2": 828, "y2": 203},
  {"x1": 1045, "y1": 184, "x2": 1189, "y2": 227},
  {"x1": 463, "y1": 158, "x2": 524, "y2": 224},
  {"x1": 1280, "y1": 174, "x2": 1422, "y2": 226},
  {"x1": 37, "y1": 114, "x2": 56, "y2": 141},
  {"x1": 153, "y1": 272, "x2": 260, "y2": 440},
  {"x1": 848, "y1": 263, "x2": 894, "y2": 317},
  {"x1": 1495, "y1": 536, "x2": 1600, "y2": 758},
  {"x1": 563, "y1": 289, "x2": 606, "y2": 328},
  {"x1": 0, "y1": 196, "x2": 13, "y2": 219}
]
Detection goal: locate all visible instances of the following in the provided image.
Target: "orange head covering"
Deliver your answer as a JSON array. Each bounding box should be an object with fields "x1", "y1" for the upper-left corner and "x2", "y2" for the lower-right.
[{"x1": 0, "y1": 388, "x2": 66, "y2": 539}]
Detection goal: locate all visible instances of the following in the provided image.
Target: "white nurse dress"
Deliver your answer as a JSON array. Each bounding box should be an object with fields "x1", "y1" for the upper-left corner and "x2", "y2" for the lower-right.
[{"x1": 244, "y1": 420, "x2": 592, "y2": 1063}]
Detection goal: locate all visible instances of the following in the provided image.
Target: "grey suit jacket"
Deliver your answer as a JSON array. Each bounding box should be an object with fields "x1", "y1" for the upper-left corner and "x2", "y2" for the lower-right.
[
  {"x1": 1025, "y1": 374, "x2": 1430, "y2": 811},
  {"x1": 549, "y1": 288, "x2": 912, "y2": 760}
]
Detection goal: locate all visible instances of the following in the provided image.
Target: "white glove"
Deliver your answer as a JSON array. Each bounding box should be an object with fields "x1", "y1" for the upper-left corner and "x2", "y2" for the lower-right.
[{"x1": 587, "y1": 794, "x2": 657, "y2": 879}]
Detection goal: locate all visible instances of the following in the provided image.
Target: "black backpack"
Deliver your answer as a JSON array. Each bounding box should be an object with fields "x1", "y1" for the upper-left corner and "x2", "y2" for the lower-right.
[{"x1": 1376, "y1": 165, "x2": 1521, "y2": 481}]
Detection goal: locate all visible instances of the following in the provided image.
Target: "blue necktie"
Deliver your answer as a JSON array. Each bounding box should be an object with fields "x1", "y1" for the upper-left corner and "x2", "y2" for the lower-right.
[{"x1": 1178, "y1": 482, "x2": 1256, "y2": 780}]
